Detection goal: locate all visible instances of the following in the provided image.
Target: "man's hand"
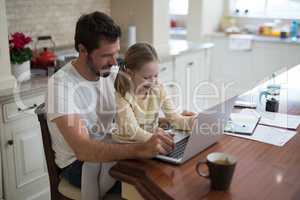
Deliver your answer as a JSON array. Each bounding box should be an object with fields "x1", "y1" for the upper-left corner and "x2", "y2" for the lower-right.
[
  {"x1": 138, "y1": 128, "x2": 175, "y2": 158},
  {"x1": 54, "y1": 115, "x2": 176, "y2": 162}
]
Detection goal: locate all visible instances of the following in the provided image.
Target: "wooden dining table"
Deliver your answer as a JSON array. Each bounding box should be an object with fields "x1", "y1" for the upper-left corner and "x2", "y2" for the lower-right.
[{"x1": 110, "y1": 65, "x2": 300, "y2": 200}]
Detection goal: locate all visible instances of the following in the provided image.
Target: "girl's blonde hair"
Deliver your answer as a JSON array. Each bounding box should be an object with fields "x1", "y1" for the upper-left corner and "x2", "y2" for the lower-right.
[{"x1": 114, "y1": 42, "x2": 158, "y2": 97}]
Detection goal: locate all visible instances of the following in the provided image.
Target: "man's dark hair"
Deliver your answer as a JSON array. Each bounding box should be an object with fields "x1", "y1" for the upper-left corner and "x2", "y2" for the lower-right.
[{"x1": 74, "y1": 11, "x2": 121, "y2": 53}]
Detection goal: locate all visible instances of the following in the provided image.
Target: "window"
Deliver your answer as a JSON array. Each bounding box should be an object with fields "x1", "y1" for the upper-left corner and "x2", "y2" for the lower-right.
[
  {"x1": 230, "y1": 0, "x2": 300, "y2": 19},
  {"x1": 169, "y1": 0, "x2": 188, "y2": 15}
]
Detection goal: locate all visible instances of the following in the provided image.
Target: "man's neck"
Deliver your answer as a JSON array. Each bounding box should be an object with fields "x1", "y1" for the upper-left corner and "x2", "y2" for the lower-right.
[{"x1": 72, "y1": 58, "x2": 98, "y2": 81}]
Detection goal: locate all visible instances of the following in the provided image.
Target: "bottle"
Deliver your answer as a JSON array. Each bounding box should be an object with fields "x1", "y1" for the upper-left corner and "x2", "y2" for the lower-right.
[
  {"x1": 290, "y1": 20, "x2": 299, "y2": 41},
  {"x1": 127, "y1": 25, "x2": 136, "y2": 48}
]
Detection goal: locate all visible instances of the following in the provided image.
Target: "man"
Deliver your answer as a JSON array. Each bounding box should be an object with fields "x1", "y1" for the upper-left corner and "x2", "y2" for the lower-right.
[{"x1": 46, "y1": 11, "x2": 174, "y2": 196}]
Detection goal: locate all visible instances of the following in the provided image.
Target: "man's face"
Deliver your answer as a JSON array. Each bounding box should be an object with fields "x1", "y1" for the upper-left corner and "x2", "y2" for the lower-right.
[{"x1": 87, "y1": 39, "x2": 120, "y2": 77}]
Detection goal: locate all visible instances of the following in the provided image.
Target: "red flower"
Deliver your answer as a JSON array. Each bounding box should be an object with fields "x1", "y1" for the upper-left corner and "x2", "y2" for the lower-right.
[
  {"x1": 9, "y1": 32, "x2": 32, "y2": 50},
  {"x1": 9, "y1": 32, "x2": 33, "y2": 64}
]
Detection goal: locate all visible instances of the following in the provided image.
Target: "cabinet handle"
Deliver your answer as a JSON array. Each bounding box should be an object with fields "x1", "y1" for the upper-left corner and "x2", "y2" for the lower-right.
[
  {"x1": 160, "y1": 67, "x2": 167, "y2": 72},
  {"x1": 17, "y1": 104, "x2": 37, "y2": 112},
  {"x1": 187, "y1": 62, "x2": 194, "y2": 66},
  {"x1": 7, "y1": 140, "x2": 14, "y2": 145}
]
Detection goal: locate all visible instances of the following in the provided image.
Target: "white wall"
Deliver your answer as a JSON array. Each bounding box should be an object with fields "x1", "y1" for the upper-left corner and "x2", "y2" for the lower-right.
[
  {"x1": 153, "y1": 0, "x2": 169, "y2": 48},
  {"x1": 111, "y1": 0, "x2": 169, "y2": 53},
  {"x1": 111, "y1": 0, "x2": 153, "y2": 51},
  {"x1": 0, "y1": 0, "x2": 15, "y2": 90},
  {"x1": 202, "y1": 0, "x2": 224, "y2": 35},
  {"x1": 187, "y1": 0, "x2": 203, "y2": 42},
  {"x1": 5, "y1": 0, "x2": 111, "y2": 48},
  {"x1": 187, "y1": 0, "x2": 224, "y2": 42}
]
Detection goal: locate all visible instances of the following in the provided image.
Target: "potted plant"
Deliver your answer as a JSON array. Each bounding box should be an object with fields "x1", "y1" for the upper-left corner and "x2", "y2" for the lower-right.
[{"x1": 9, "y1": 32, "x2": 32, "y2": 82}]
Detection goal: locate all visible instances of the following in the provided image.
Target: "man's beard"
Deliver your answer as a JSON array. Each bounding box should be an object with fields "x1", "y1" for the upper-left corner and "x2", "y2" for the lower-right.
[{"x1": 86, "y1": 55, "x2": 111, "y2": 78}]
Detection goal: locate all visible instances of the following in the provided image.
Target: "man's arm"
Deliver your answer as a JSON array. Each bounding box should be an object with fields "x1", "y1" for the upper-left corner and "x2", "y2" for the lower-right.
[{"x1": 53, "y1": 114, "x2": 174, "y2": 162}]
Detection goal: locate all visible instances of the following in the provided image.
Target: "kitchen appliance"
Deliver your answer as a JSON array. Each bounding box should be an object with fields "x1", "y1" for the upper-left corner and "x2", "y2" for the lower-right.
[{"x1": 31, "y1": 36, "x2": 56, "y2": 69}]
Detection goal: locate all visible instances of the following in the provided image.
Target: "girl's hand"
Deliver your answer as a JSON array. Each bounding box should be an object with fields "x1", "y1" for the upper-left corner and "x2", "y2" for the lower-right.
[
  {"x1": 158, "y1": 117, "x2": 171, "y2": 130},
  {"x1": 181, "y1": 111, "x2": 198, "y2": 130},
  {"x1": 181, "y1": 111, "x2": 197, "y2": 117}
]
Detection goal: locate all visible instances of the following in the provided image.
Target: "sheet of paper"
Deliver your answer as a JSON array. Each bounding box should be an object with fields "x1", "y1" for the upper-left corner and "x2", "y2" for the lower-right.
[
  {"x1": 240, "y1": 108, "x2": 261, "y2": 118},
  {"x1": 224, "y1": 110, "x2": 260, "y2": 134},
  {"x1": 224, "y1": 125, "x2": 297, "y2": 147},
  {"x1": 259, "y1": 112, "x2": 300, "y2": 130}
]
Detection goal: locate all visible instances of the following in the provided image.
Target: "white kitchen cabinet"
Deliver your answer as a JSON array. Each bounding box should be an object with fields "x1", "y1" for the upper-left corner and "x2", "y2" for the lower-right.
[
  {"x1": 285, "y1": 44, "x2": 300, "y2": 69},
  {"x1": 252, "y1": 42, "x2": 300, "y2": 82},
  {"x1": 252, "y1": 42, "x2": 288, "y2": 82},
  {"x1": 0, "y1": 94, "x2": 50, "y2": 200},
  {"x1": 159, "y1": 59, "x2": 182, "y2": 112},
  {"x1": 0, "y1": 148, "x2": 2, "y2": 200},
  {"x1": 174, "y1": 50, "x2": 211, "y2": 112},
  {"x1": 158, "y1": 48, "x2": 212, "y2": 113},
  {"x1": 209, "y1": 35, "x2": 300, "y2": 97},
  {"x1": 159, "y1": 60, "x2": 174, "y2": 83},
  {"x1": 210, "y1": 37, "x2": 255, "y2": 93},
  {"x1": 0, "y1": 0, "x2": 15, "y2": 91}
]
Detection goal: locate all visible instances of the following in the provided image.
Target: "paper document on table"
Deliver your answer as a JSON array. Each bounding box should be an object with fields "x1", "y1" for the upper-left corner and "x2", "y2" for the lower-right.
[
  {"x1": 224, "y1": 109, "x2": 260, "y2": 135},
  {"x1": 259, "y1": 112, "x2": 300, "y2": 130},
  {"x1": 225, "y1": 125, "x2": 297, "y2": 147}
]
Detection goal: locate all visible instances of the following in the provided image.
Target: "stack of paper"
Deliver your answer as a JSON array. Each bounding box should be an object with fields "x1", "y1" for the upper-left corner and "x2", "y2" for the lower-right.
[
  {"x1": 224, "y1": 109, "x2": 300, "y2": 147},
  {"x1": 225, "y1": 125, "x2": 297, "y2": 147}
]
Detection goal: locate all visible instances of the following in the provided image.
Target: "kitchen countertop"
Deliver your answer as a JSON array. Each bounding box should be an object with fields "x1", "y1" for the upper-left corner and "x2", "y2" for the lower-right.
[
  {"x1": 0, "y1": 39, "x2": 214, "y2": 100},
  {"x1": 54, "y1": 40, "x2": 214, "y2": 63},
  {"x1": 158, "y1": 39, "x2": 214, "y2": 62},
  {"x1": 209, "y1": 32, "x2": 300, "y2": 45},
  {"x1": 0, "y1": 76, "x2": 48, "y2": 103}
]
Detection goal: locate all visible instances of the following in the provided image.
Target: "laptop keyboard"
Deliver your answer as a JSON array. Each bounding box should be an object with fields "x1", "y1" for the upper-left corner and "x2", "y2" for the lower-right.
[{"x1": 167, "y1": 136, "x2": 189, "y2": 159}]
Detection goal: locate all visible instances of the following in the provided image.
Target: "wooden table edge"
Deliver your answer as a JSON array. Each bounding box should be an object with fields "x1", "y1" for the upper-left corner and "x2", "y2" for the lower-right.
[{"x1": 110, "y1": 161, "x2": 173, "y2": 200}]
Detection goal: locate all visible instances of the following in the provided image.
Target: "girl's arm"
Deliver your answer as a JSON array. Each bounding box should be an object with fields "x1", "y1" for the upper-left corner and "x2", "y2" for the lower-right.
[
  {"x1": 114, "y1": 94, "x2": 153, "y2": 142},
  {"x1": 159, "y1": 84, "x2": 196, "y2": 131}
]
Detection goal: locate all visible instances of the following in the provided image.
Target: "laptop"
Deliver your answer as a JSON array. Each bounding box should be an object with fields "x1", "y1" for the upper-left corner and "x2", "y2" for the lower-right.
[{"x1": 155, "y1": 96, "x2": 237, "y2": 165}]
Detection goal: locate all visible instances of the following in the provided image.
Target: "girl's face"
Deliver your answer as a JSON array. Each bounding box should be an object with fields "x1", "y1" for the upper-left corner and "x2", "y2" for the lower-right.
[{"x1": 131, "y1": 61, "x2": 159, "y2": 93}]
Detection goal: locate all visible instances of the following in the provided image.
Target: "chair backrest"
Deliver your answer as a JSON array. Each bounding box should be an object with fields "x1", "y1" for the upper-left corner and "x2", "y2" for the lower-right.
[{"x1": 35, "y1": 103, "x2": 64, "y2": 200}]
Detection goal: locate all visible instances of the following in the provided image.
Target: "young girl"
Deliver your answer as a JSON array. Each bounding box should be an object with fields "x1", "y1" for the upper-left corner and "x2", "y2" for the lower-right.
[{"x1": 113, "y1": 43, "x2": 195, "y2": 142}]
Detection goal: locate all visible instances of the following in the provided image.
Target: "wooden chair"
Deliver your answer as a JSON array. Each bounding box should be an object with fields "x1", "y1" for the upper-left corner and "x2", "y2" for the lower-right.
[{"x1": 35, "y1": 103, "x2": 81, "y2": 200}]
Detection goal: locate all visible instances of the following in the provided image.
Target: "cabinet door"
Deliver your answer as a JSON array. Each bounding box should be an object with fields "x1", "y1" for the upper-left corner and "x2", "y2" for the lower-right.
[
  {"x1": 252, "y1": 42, "x2": 288, "y2": 83},
  {"x1": 163, "y1": 82, "x2": 182, "y2": 113},
  {"x1": 4, "y1": 116, "x2": 50, "y2": 200},
  {"x1": 285, "y1": 45, "x2": 300, "y2": 69},
  {"x1": 210, "y1": 36, "x2": 300, "y2": 96},
  {"x1": 174, "y1": 51, "x2": 207, "y2": 112},
  {"x1": 159, "y1": 60, "x2": 174, "y2": 83},
  {"x1": 158, "y1": 60, "x2": 183, "y2": 114},
  {"x1": 210, "y1": 37, "x2": 254, "y2": 96},
  {"x1": 252, "y1": 42, "x2": 300, "y2": 79},
  {"x1": 0, "y1": 149, "x2": 2, "y2": 200}
]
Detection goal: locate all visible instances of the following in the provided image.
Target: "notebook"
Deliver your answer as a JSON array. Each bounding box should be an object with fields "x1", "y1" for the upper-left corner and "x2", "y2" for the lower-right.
[
  {"x1": 224, "y1": 109, "x2": 261, "y2": 135},
  {"x1": 259, "y1": 112, "x2": 300, "y2": 130}
]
